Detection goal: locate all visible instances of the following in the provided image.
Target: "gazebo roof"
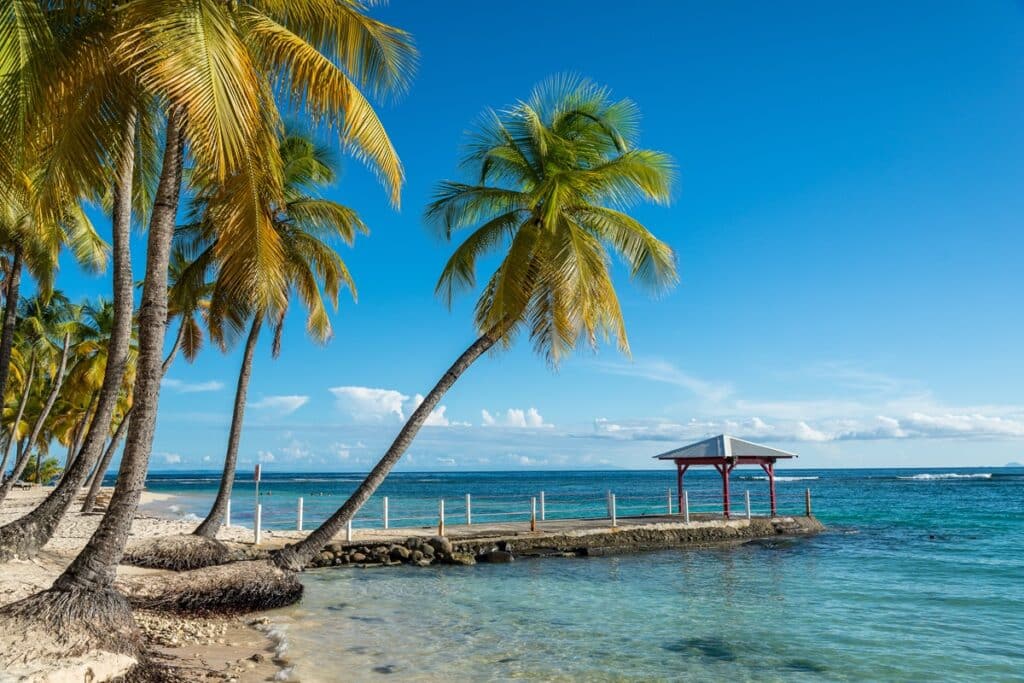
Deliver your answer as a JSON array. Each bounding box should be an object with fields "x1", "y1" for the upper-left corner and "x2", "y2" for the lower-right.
[{"x1": 653, "y1": 434, "x2": 797, "y2": 460}]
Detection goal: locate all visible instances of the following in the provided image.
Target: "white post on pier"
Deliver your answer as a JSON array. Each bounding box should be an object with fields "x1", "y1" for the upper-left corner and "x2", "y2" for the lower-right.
[
  {"x1": 610, "y1": 493, "x2": 618, "y2": 528},
  {"x1": 540, "y1": 491, "x2": 546, "y2": 521},
  {"x1": 383, "y1": 496, "x2": 390, "y2": 529},
  {"x1": 253, "y1": 464, "x2": 262, "y2": 543},
  {"x1": 254, "y1": 503, "x2": 262, "y2": 545},
  {"x1": 465, "y1": 493, "x2": 472, "y2": 526},
  {"x1": 438, "y1": 498, "x2": 445, "y2": 536},
  {"x1": 745, "y1": 490, "x2": 752, "y2": 520},
  {"x1": 530, "y1": 497, "x2": 537, "y2": 531},
  {"x1": 297, "y1": 497, "x2": 304, "y2": 531},
  {"x1": 667, "y1": 487, "x2": 673, "y2": 515},
  {"x1": 683, "y1": 490, "x2": 690, "y2": 524},
  {"x1": 345, "y1": 519, "x2": 353, "y2": 541},
  {"x1": 225, "y1": 499, "x2": 231, "y2": 528}
]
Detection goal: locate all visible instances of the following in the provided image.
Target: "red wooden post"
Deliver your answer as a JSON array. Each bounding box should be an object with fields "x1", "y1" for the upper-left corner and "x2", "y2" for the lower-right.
[
  {"x1": 760, "y1": 460, "x2": 777, "y2": 517},
  {"x1": 717, "y1": 463, "x2": 732, "y2": 518},
  {"x1": 676, "y1": 461, "x2": 683, "y2": 513}
]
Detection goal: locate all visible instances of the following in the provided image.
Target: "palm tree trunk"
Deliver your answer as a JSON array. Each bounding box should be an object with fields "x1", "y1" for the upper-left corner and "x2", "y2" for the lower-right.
[
  {"x1": 0, "y1": 334, "x2": 71, "y2": 504},
  {"x1": 0, "y1": 110, "x2": 138, "y2": 561},
  {"x1": 80, "y1": 415, "x2": 128, "y2": 513},
  {"x1": 272, "y1": 327, "x2": 502, "y2": 571},
  {"x1": 0, "y1": 245, "x2": 24, "y2": 406},
  {"x1": 81, "y1": 320, "x2": 185, "y2": 515},
  {"x1": 64, "y1": 391, "x2": 99, "y2": 474},
  {"x1": 194, "y1": 317, "x2": 262, "y2": 539},
  {"x1": 53, "y1": 111, "x2": 182, "y2": 591},
  {"x1": 0, "y1": 352, "x2": 35, "y2": 479}
]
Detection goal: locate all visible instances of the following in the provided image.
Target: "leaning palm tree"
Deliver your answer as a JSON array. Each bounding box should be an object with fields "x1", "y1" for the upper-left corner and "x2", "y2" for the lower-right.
[
  {"x1": 81, "y1": 252, "x2": 205, "y2": 514},
  {"x1": 271, "y1": 77, "x2": 677, "y2": 571},
  {"x1": 192, "y1": 132, "x2": 361, "y2": 540},
  {"x1": 0, "y1": 0, "x2": 415, "y2": 671},
  {"x1": 119, "y1": 78, "x2": 676, "y2": 613},
  {"x1": 123, "y1": 132, "x2": 362, "y2": 570}
]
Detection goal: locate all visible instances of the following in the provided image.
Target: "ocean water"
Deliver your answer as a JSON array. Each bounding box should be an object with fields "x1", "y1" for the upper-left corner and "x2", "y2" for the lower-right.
[{"x1": 145, "y1": 468, "x2": 1024, "y2": 681}]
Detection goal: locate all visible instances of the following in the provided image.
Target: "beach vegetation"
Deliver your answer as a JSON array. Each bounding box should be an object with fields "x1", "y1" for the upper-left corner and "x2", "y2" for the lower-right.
[
  {"x1": 20, "y1": 455, "x2": 62, "y2": 485},
  {"x1": 0, "y1": 0, "x2": 415, "y2": 670}
]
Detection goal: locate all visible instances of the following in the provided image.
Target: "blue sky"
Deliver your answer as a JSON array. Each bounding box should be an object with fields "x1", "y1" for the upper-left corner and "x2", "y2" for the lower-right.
[{"x1": 56, "y1": 1, "x2": 1024, "y2": 471}]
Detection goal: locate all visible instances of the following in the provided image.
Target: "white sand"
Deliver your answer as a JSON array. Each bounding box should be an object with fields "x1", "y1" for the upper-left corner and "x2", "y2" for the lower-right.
[{"x1": 0, "y1": 486, "x2": 286, "y2": 682}]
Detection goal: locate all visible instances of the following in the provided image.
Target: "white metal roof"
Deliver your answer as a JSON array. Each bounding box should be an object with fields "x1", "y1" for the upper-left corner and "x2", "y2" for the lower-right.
[{"x1": 653, "y1": 434, "x2": 797, "y2": 460}]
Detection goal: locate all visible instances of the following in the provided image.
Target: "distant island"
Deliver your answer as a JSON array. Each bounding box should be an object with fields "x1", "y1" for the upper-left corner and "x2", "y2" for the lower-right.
[{"x1": 1005, "y1": 462, "x2": 1024, "y2": 467}]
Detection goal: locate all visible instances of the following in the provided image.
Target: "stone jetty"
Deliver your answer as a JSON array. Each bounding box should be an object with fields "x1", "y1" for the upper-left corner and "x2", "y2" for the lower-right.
[{"x1": 291, "y1": 514, "x2": 825, "y2": 569}]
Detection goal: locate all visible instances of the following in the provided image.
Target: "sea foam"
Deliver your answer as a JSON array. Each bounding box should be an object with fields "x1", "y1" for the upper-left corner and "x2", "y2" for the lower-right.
[{"x1": 898, "y1": 473, "x2": 992, "y2": 481}]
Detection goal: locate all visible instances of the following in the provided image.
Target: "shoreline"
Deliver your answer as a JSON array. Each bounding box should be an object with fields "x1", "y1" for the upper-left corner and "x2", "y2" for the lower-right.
[
  {"x1": 0, "y1": 486, "x2": 286, "y2": 682},
  {"x1": 1, "y1": 484, "x2": 825, "y2": 681}
]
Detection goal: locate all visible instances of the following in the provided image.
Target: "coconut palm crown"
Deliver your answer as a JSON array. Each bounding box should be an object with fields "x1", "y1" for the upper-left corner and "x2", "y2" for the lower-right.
[
  {"x1": 270, "y1": 77, "x2": 679, "y2": 573},
  {"x1": 427, "y1": 76, "x2": 678, "y2": 363}
]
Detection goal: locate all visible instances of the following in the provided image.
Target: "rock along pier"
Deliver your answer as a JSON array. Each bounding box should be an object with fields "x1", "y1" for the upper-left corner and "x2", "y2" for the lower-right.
[{"x1": 285, "y1": 513, "x2": 826, "y2": 569}]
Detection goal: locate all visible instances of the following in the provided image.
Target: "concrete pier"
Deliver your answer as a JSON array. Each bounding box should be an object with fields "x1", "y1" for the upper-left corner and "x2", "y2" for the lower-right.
[{"x1": 295, "y1": 514, "x2": 825, "y2": 568}]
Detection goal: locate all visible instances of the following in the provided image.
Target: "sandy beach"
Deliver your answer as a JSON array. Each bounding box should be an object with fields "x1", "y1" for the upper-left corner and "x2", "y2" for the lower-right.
[{"x1": 0, "y1": 487, "x2": 290, "y2": 682}]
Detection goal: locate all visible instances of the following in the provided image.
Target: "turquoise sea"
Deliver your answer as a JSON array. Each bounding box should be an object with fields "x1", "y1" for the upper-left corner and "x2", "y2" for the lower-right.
[{"x1": 145, "y1": 468, "x2": 1024, "y2": 681}]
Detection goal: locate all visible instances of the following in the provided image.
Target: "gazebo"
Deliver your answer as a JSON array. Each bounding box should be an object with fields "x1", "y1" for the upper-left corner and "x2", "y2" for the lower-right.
[{"x1": 654, "y1": 434, "x2": 796, "y2": 518}]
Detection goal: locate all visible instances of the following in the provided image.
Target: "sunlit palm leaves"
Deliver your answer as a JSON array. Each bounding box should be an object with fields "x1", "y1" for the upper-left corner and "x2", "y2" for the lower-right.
[
  {"x1": 114, "y1": 0, "x2": 412, "y2": 317},
  {"x1": 177, "y1": 130, "x2": 363, "y2": 350},
  {"x1": 428, "y1": 76, "x2": 678, "y2": 363},
  {"x1": 1, "y1": 0, "x2": 414, "y2": 320}
]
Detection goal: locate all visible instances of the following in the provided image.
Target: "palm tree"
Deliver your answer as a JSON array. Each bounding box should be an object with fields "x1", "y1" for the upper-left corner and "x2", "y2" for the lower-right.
[
  {"x1": 0, "y1": 341, "x2": 35, "y2": 479},
  {"x1": 80, "y1": 391, "x2": 133, "y2": 514},
  {"x1": 21, "y1": 456, "x2": 62, "y2": 486},
  {"x1": 81, "y1": 251, "x2": 207, "y2": 515},
  {"x1": 0, "y1": 293, "x2": 78, "y2": 503},
  {"x1": 274, "y1": 77, "x2": 678, "y2": 571},
  {"x1": 179, "y1": 131, "x2": 361, "y2": 542},
  {"x1": 0, "y1": 0, "x2": 415, "y2": 665},
  {"x1": 0, "y1": 172, "x2": 109, "y2": 427},
  {"x1": 0, "y1": 0, "x2": 141, "y2": 565}
]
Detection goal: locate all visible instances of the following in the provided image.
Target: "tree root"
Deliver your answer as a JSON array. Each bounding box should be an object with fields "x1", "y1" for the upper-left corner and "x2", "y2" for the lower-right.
[
  {"x1": 122, "y1": 534, "x2": 263, "y2": 571},
  {"x1": 117, "y1": 560, "x2": 303, "y2": 615},
  {"x1": 0, "y1": 584, "x2": 142, "y2": 678}
]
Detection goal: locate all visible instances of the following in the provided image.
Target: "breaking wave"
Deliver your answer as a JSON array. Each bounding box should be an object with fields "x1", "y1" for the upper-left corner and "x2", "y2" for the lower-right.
[{"x1": 898, "y1": 473, "x2": 992, "y2": 481}]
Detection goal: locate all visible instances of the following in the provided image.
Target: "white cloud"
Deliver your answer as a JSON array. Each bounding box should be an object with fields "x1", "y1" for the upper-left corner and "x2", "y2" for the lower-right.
[
  {"x1": 508, "y1": 453, "x2": 545, "y2": 466},
  {"x1": 330, "y1": 386, "x2": 409, "y2": 422},
  {"x1": 162, "y1": 378, "x2": 224, "y2": 393},
  {"x1": 280, "y1": 439, "x2": 312, "y2": 460},
  {"x1": 481, "y1": 407, "x2": 552, "y2": 429},
  {"x1": 410, "y1": 394, "x2": 467, "y2": 427},
  {"x1": 250, "y1": 395, "x2": 309, "y2": 415},
  {"x1": 586, "y1": 358, "x2": 1024, "y2": 445},
  {"x1": 257, "y1": 450, "x2": 275, "y2": 463},
  {"x1": 161, "y1": 452, "x2": 182, "y2": 464},
  {"x1": 329, "y1": 387, "x2": 467, "y2": 427},
  {"x1": 424, "y1": 405, "x2": 450, "y2": 426},
  {"x1": 589, "y1": 408, "x2": 1024, "y2": 444}
]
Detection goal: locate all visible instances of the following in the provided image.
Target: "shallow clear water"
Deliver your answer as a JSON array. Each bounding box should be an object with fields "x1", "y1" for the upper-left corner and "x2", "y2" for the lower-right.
[{"x1": 147, "y1": 468, "x2": 1024, "y2": 681}]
